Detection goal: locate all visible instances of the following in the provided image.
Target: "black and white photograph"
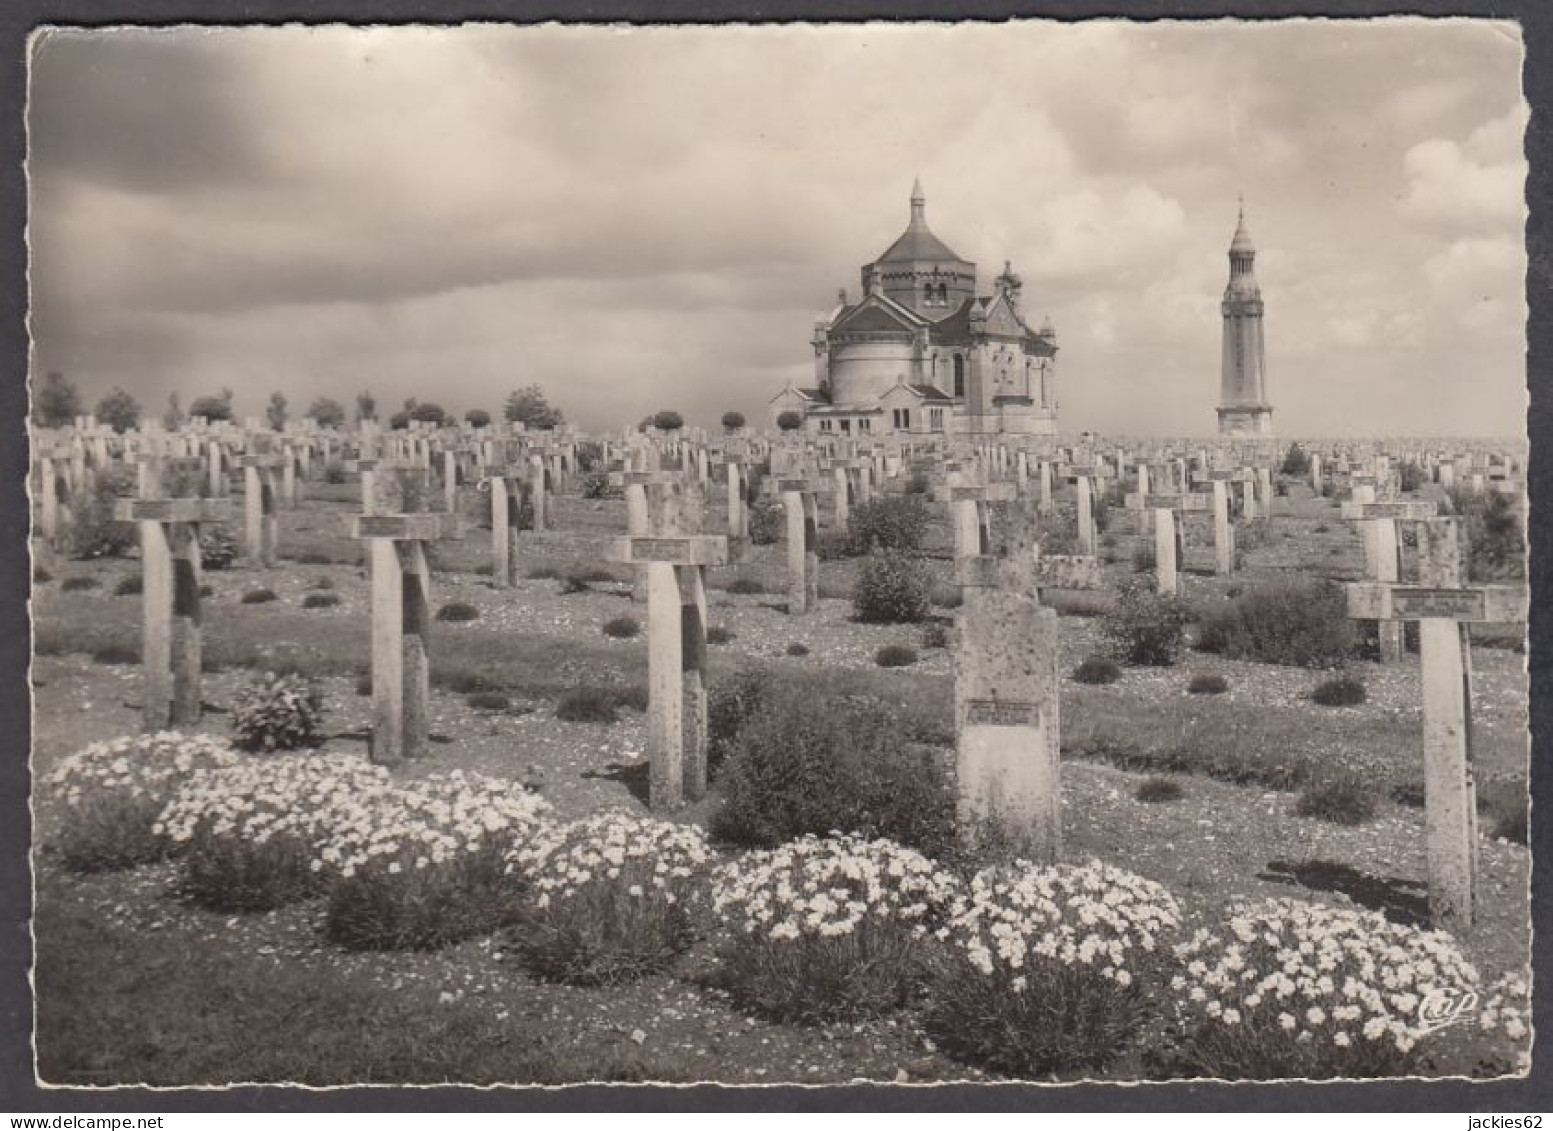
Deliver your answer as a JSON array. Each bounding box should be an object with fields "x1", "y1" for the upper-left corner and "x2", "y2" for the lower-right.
[{"x1": 20, "y1": 15, "x2": 1536, "y2": 1096}]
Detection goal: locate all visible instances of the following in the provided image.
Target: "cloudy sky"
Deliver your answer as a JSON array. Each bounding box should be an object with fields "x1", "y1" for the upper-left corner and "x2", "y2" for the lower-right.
[{"x1": 28, "y1": 19, "x2": 1527, "y2": 436}]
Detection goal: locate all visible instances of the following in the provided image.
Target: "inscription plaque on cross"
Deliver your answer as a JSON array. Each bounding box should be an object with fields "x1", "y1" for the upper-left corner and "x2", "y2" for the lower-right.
[
  {"x1": 1341, "y1": 500, "x2": 1438, "y2": 662},
  {"x1": 1343, "y1": 516, "x2": 1528, "y2": 934}
]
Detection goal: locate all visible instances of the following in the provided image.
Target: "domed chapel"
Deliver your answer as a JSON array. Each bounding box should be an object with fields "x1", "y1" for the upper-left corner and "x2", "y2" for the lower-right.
[{"x1": 770, "y1": 180, "x2": 1059, "y2": 439}]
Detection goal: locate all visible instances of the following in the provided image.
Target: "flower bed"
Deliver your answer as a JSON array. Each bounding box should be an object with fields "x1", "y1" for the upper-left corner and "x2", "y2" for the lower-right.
[
  {"x1": 924, "y1": 860, "x2": 1182, "y2": 1076},
  {"x1": 157, "y1": 754, "x2": 391, "y2": 911},
  {"x1": 1167, "y1": 897, "x2": 1481, "y2": 1079},
  {"x1": 321, "y1": 770, "x2": 552, "y2": 950},
  {"x1": 506, "y1": 811, "x2": 714, "y2": 984},
  {"x1": 709, "y1": 834, "x2": 958, "y2": 1023},
  {"x1": 45, "y1": 732, "x2": 244, "y2": 872}
]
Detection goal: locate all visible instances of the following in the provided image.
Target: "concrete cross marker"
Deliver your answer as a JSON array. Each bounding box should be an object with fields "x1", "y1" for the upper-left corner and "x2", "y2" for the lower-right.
[
  {"x1": 1344, "y1": 517, "x2": 1527, "y2": 935},
  {"x1": 953, "y1": 508, "x2": 1061, "y2": 862},
  {"x1": 114, "y1": 487, "x2": 232, "y2": 730},
  {"x1": 485, "y1": 471, "x2": 533, "y2": 587},
  {"x1": 1341, "y1": 499, "x2": 1439, "y2": 663},
  {"x1": 608, "y1": 527, "x2": 727, "y2": 811},
  {"x1": 237, "y1": 454, "x2": 282, "y2": 567},
  {"x1": 350, "y1": 511, "x2": 458, "y2": 766},
  {"x1": 778, "y1": 477, "x2": 822, "y2": 615}
]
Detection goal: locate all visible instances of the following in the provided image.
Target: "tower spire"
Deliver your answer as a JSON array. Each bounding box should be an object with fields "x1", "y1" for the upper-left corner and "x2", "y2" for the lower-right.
[{"x1": 910, "y1": 176, "x2": 925, "y2": 226}]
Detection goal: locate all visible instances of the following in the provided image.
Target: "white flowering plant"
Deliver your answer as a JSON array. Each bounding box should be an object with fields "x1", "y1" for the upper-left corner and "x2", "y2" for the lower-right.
[
  {"x1": 708, "y1": 833, "x2": 960, "y2": 1023},
  {"x1": 321, "y1": 769, "x2": 552, "y2": 950},
  {"x1": 156, "y1": 754, "x2": 391, "y2": 911},
  {"x1": 505, "y1": 811, "x2": 715, "y2": 985},
  {"x1": 1471, "y1": 971, "x2": 1532, "y2": 1076},
  {"x1": 1167, "y1": 896, "x2": 1481, "y2": 1079},
  {"x1": 923, "y1": 860, "x2": 1183, "y2": 1078},
  {"x1": 44, "y1": 732, "x2": 244, "y2": 871}
]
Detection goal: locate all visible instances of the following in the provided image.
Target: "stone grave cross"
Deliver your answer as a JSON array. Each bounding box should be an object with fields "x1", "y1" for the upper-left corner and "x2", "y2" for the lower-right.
[{"x1": 1343, "y1": 517, "x2": 1528, "y2": 933}]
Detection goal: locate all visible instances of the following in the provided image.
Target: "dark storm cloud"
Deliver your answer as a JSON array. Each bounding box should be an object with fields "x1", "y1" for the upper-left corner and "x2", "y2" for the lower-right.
[{"x1": 26, "y1": 21, "x2": 1527, "y2": 435}]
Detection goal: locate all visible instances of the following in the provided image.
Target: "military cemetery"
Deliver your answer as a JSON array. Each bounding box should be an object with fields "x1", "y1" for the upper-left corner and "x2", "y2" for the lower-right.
[{"x1": 20, "y1": 19, "x2": 1533, "y2": 1098}]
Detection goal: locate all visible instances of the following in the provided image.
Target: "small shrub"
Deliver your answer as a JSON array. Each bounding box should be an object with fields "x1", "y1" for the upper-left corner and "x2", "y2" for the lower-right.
[
  {"x1": 90, "y1": 644, "x2": 139, "y2": 666},
  {"x1": 853, "y1": 548, "x2": 930, "y2": 624},
  {"x1": 815, "y1": 530, "x2": 854, "y2": 561},
  {"x1": 1072, "y1": 657, "x2": 1122, "y2": 685},
  {"x1": 1397, "y1": 461, "x2": 1427, "y2": 493},
  {"x1": 786, "y1": 642, "x2": 809, "y2": 656},
  {"x1": 1103, "y1": 580, "x2": 1188, "y2": 666},
  {"x1": 555, "y1": 686, "x2": 619, "y2": 724},
  {"x1": 560, "y1": 565, "x2": 617, "y2": 595},
  {"x1": 324, "y1": 465, "x2": 348, "y2": 485},
  {"x1": 602, "y1": 615, "x2": 640, "y2": 639},
  {"x1": 302, "y1": 592, "x2": 341, "y2": 609},
  {"x1": 748, "y1": 501, "x2": 785, "y2": 545},
  {"x1": 355, "y1": 672, "x2": 372, "y2": 697},
  {"x1": 322, "y1": 771, "x2": 552, "y2": 950},
  {"x1": 1311, "y1": 675, "x2": 1366, "y2": 707},
  {"x1": 1041, "y1": 590, "x2": 1110, "y2": 618},
  {"x1": 706, "y1": 626, "x2": 735, "y2": 646},
  {"x1": 158, "y1": 754, "x2": 388, "y2": 912},
  {"x1": 1132, "y1": 540, "x2": 1157, "y2": 573},
  {"x1": 1169, "y1": 897, "x2": 1479, "y2": 1079},
  {"x1": 875, "y1": 644, "x2": 918, "y2": 668},
  {"x1": 241, "y1": 588, "x2": 278, "y2": 605},
  {"x1": 199, "y1": 525, "x2": 239, "y2": 571},
  {"x1": 1187, "y1": 673, "x2": 1229, "y2": 695},
  {"x1": 308, "y1": 575, "x2": 335, "y2": 590},
  {"x1": 507, "y1": 812, "x2": 713, "y2": 985},
  {"x1": 32, "y1": 565, "x2": 51, "y2": 584},
  {"x1": 711, "y1": 687, "x2": 958, "y2": 857},
  {"x1": 467, "y1": 691, "x2": 511, "y2": 711},
  {"x1": 44, "y1": 732, "x2": 243, "y2": 872},
  {"x1": 925, "y1": 862, "x2": 1182, "y2": 1076},
  {"x1": 230, "y1": 671, "x2": 325, "y2": 753},
  {"x1": 1491, "y1": 808, "x2": 1528, "y2": 846},
  {"x1": 1195, "y1": 580, "x2": 1354, "y2": 669},
  {"x1": 904, "y1": 470, "x2": 931, "y2": 495},
  {"x1": 61, "y1": 576, "x2": 99, "y2": 592},
  {"x1": 435, "y1": 601, "x2": 480, "y2": 623},
  {"x1": 929, "y1": 583, "x2": 963, "y2": 610},
  {"x1": 1136, "y1": 776, "x2": 1185, "y2": 803},
  {"x1": 579, "y1": 472, "x2": 622, "y2": 500},
  {"x1": 1445, "y1": 487, "x2": 1525, "y2": 582},
  {"x1": 921, "y1": 622, "x2": 949, "y2": 649},
  {"x1": 710, "y1": 835, "x2": 958, "y2": 1023},
  {"x1": 726, "y1": 576, "x2": 766, "y2": 596},
  {"x1": 846, "y1": 496, "x2": 928, "y2": 555},
  {"x1": 1389, "y1": 779, "x2": 1426, "y2": 808},
  {"x1": 1296, "y1": 771, "x2": 1377, "y2": 825}
]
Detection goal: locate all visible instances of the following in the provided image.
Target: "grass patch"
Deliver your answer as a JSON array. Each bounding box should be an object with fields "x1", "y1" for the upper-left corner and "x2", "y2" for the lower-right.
[
  {"x1": 61, "y1": 576, "x2": 99, "y2": 593},
  {"x1": 725, "y1": 577, "x2": 767, "y2": 596},
  {"x1": 602, "y1": 616, "x2": 640, "y2": 639},
  {"x1": 241, "y1": 588, "x2": 278, "y2": 605},
  {"x1": 1042, "y1": 590, "x2": 1111, "y2": 618},
  {"x1": 706, "y1": 626, "x2": 735, "y2": 646},
  {"x1": 90, "y1": 644, "x2": 140, "y2": 666},
  {"x1": 466, "y1": 691, "x2": 511, "y2": 712},
  {"x1": 302, "y1": 593, "x2": 341, "y2": 609},
  {"x1": 33, "y1": 565, "x2": 52, "y2": 584},
  {"x1": 1295, "y1": 773, "x2": 1377, "y2": 826},
  {"x1": 874, "y1": 644, "x2": 918, "y2": 668},
  {"x1": 1311, "y1": 676, "x2": 1366, "y2": 707},
  {"x1": 555, "y1": 686, "x2": 621, "y2": 724},
  {"x1": 113, "y1": 575, "x2": 143, "y2": 597},
  {"x1": 1135, "y1": 776, "x2": 1184, "y2": 803},
  {"x1": 1187, "y1": 673, "x2": 1229, "y2": 695},
  {"x1": 1072, "y1": 657, "x2": 1121, "y2": 685},
  {"x1": 435, "y1": 601, "x2": 481, "y2": 623},
  {"x1": 32, "y1": 891, "x2": 672, "y2": 1086}
]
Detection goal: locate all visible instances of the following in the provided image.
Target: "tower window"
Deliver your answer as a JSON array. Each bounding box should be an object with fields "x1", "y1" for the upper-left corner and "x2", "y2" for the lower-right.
[{"x1": 953, "y1": 356, "x2": 965, "y2": 398}]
